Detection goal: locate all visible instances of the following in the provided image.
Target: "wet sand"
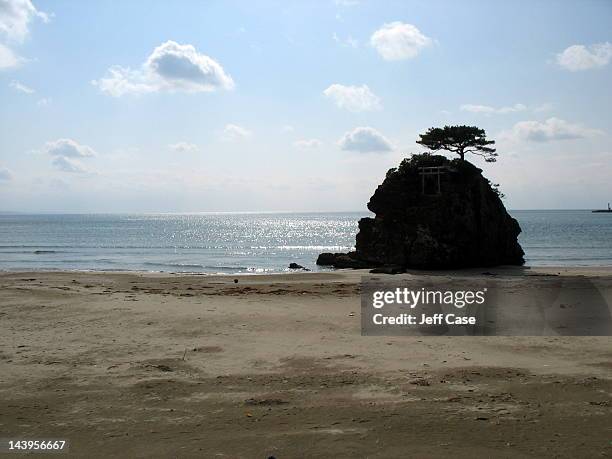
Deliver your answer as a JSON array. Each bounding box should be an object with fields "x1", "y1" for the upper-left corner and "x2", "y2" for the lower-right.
[{"x1": 1, "y1": 267, "x2": 611, "y2": 458}]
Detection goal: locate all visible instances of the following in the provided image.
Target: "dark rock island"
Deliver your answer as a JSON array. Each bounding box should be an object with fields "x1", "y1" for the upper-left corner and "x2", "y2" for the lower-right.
[{"x1": 317, "y1": 153, "x2": 524, "y2": 270}]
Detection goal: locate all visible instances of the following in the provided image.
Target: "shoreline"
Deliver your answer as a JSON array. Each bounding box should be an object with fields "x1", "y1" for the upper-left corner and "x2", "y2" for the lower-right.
[{"x1": 2, "y1": 264, "x2": 612, "y2": 276}]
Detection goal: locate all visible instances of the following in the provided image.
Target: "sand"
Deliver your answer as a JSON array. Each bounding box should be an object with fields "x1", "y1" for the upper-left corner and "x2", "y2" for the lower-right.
[{"x1": 1, "y1": 267, "x2": 611, "y2": 458}]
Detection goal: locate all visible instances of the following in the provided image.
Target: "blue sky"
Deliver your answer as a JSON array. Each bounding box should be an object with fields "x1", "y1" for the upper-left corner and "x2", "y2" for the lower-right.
[{"x1": 0, "y1": 0, "x2": 610, "y2": 212}]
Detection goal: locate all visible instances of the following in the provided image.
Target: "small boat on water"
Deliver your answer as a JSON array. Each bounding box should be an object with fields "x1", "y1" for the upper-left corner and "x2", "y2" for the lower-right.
[{"x1": 592, "y1": 203, "x2": 612, "y2": 213}]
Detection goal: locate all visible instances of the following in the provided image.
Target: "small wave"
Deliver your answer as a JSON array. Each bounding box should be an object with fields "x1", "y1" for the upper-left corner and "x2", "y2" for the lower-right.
[
  {"x1": 0, "y1": 244, "x2": 358, "y2": 251},
  {"x1": 249, "y1": 245, "x2": 354, "y2": 251},
  {"x1": 0, "y1": 245, "x2": 68, "y2": 249},
  {"x1": 277, "y1": 245, "x2": 354, "y2": 251},
  {"x1": 0, "y1": 250, "x2": 69, "y2": 254},
  {"x1": 0, "y1": 245, "x2": 235, "y2": 250},
  {"x1": 207, "y1": 265, "x2": 248, "y2": 270},
  {"x1": 246, "y1": 267, "x2": 275, "y2": 273},
  {"x1": 141, "y1": 262, "x2": 252, "y2": 270},
  {"x1": 14, "y1": 259, "x2": 123, "y2": 264},
  {"x1": 522, "y1": 245, "x2": 612, "y2": 249},
  {"x1": 142, "y1": 261, "x2": 255, "y2": 274},
  {"x1": 528, "y1": 256, "x2": 612, "y2": 261},
  {"x1": 143, "y1": 262, "x2": 206, "y2": 269}
]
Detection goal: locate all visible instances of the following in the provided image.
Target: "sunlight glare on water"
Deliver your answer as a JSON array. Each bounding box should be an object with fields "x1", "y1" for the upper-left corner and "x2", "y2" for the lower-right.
[{"x1": 0, "y1": 210, "x2": 610, "y2": 272}]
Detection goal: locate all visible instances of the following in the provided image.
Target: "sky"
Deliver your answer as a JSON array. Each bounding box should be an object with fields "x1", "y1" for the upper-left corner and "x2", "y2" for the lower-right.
[{"x1": 0, "y1": 0, "x2": 611, "y2": 212}]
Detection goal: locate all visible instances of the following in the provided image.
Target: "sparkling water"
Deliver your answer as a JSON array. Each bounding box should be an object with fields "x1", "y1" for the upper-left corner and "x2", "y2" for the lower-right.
[{"x1": 0, "y1": 211, "x2": 610, "y2": 272}]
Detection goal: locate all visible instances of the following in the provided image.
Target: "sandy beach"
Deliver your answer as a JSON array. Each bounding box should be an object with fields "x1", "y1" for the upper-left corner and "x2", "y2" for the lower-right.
[{"x1": 1, "y1": 267, "x2": 611, "y2": 458}]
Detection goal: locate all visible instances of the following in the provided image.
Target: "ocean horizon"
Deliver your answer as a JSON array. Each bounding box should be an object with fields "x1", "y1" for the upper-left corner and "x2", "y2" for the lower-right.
[{"x1": 1, "y1": 210, "x2": 610, "y2": 272}]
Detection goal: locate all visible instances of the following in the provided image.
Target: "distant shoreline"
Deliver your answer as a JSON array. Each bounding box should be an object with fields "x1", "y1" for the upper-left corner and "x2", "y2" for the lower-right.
[
  {"x1": 2, "y1": 265, "x2": 612, "y2": 277},
  {"x1": 1, "y1": 209, "x2": 611, "y2": 215}
]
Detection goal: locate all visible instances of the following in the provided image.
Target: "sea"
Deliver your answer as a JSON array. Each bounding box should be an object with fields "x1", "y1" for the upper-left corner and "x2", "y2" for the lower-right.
[{"x1": 0, "y1": 211, "x2": 610, "y2": 273}]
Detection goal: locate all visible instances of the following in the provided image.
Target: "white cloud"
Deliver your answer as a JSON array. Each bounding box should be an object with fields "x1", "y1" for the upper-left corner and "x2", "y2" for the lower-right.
[
  {"x1": 282, "y1": 125, "x2": 294, "y2": 133},
  {"x1": 0, "y1": 1, "x2": 49, "y2": 73},
  {"x1": 40, "y1": 139, "x2": 97, "y2": 176},
  {"x1": 337, "y1": 126, "x2": 393, "y2": 152},
  {"x1": 9, "y1": 79, "x2": 32, "y2": 93},
  {"x1": 0, "y1": 42, "x2": 20, "y2": 69},
  {"x1": 0, "y1": 166, "x2": 13, "y2": 181},
  {"x1": 0, "y1": 0, "x2": 47, "y2": 70},
  {"x1": 222, "y1": 123, "x2": 251, "y2": 141},
  {"x1": 36, "y1": 96, "x2": 50, "y2": 106},
  {"x1": 323, "y1": 84, "x2": 381, "y2": 112},
  {"x1": 294, "y1": 139, "x2": 322, "y2": 149},
  {"x1": 0, "y1": 0, "x2": 49, "y2": 42},
  {"x1": 43, "y1": 138, "x2": 97, "y2": 157},
  {"x1": 461, "y1": 103, "x2": 526, "y2": 115},
  {"x1": 556, "y1": 42, "x2": 612, "y2": 71},
  {"x1": 51, "y1": 156, "x2": 87, "y2": 174},
  {"x1": 93, "y1": 41, "x2": 234, "y2": 97},
  {"x1": 146, "y1": 41, "x2": 233, "y2": 91},
  {"x1": 505, "y1": 118, "x2": 603, "y2": 142},
  {"x1": 370, "y1": 22, "x2": 431, "y2": 61},
  {"x1": 169, "y1": 141, "x2": 198, "y2": 153},
  {"x1": 92, "y1": 66, "x2": 154, "y2": 97}
]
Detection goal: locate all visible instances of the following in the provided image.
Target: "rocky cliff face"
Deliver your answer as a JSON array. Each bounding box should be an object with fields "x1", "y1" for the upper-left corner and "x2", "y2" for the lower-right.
[{"x1": 318, "y1": 154, "x2": 524, "y2": 270}]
